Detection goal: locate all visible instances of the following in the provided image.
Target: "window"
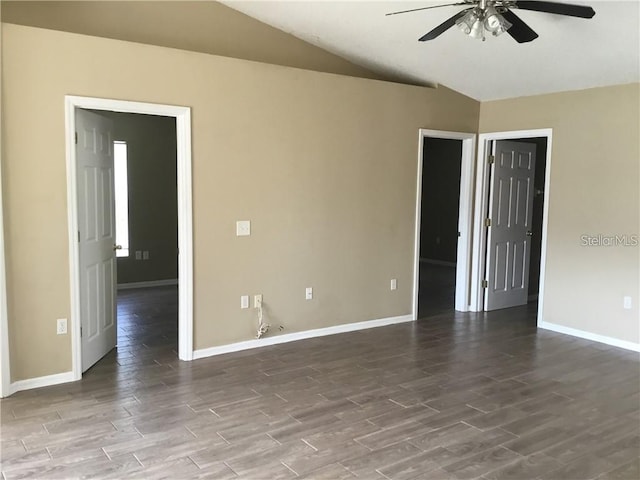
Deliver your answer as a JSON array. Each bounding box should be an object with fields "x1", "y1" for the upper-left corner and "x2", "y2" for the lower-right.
[{"x1": 113, "y1": 141, "x2": 129, "y2": 257}]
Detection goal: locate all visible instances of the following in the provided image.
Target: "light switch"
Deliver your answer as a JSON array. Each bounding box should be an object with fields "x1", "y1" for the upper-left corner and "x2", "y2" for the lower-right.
[{"x1": 236, "y1": 220, "x2": 251, "y2": 236}]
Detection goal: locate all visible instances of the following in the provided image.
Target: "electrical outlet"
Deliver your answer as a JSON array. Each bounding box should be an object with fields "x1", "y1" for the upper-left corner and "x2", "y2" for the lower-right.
[
  {"x1": 142, "y1": 250, "x2": 150, "y2": 260},
  {"x1": 305, "y1": 287, "x2": 313, "y2": 300},
  {"x1": 623, "y1": 296, "x2": 632, "y2": 310},
  {"x1": 254, "y1": 294, "x2": 263, "y2": 308},
  {"x1": 56, "y1": 318, "x2": 67, "y2": 335},
  {"x1": 390, "y1": 278, "x2": 397, "y2": 290},
  {"x1": 135, "y1": 250, "x2": 142, "y2": 260},
  {"x1": 240, "y1": 295, "x2": 249, "y2": 309}
]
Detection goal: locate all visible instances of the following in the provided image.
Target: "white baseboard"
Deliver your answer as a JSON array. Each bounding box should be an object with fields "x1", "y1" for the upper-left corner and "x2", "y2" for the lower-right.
[
  {"x1": 5, "y1": 371, "x2": 76, "y2": 397},
  {"x1": 193, "y1": 314, "x2": 414, "y2": 360},
  {"x1": 117, "y1": 279, "x2": 178, "y2": 290},
  {"x1": 539, "y1": 321, "x2": 640, "y2": 353},
  {"x1": 419, "y1": 258, "x2": 456, "y2": 267}
]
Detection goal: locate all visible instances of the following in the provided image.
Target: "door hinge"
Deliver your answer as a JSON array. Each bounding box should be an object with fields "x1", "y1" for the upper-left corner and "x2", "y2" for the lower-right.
[
  {"x1": 75, "y1": 132, "x2": 78, "y2": 145},
  {"x1": 80, "y1": 326, "x2": 83, "y2": 337},
  {"x1": 488, "y1": 155, "x2": 495, "y2": 165},
  {"x1": 482, "y1": 280, "x2": 488, "y2": 288},
  {"x1": 78, "y1": 231, "x2": 80, "y2": 242},
  {"x1": 485, "y1": 218, "x2": 492, "y2": 227}
]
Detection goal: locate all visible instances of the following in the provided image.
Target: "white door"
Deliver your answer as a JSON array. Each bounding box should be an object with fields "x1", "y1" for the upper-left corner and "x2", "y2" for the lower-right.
[
  {"x1": 484, "y1": 140, "x2": 536, "y2": 311},
  {"x1": 76, "y1": 109, "x2": 117, "y2": 371}
]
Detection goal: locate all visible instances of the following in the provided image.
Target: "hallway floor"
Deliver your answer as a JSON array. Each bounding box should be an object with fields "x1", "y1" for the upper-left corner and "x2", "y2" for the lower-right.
[{"x1": 417, "y1": 262, "x2": 457, "y2": 318}]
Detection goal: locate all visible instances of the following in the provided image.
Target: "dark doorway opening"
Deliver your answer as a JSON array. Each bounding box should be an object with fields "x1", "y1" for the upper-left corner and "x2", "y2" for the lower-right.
[{"x1": 418, "y1": 137, "x2": 462, "y2": 318}]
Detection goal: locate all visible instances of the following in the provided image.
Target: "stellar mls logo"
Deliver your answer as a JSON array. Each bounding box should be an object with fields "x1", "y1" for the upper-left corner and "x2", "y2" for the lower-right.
[{"x1": 580, "y1": 234, "x2": 639, "y2": 247}]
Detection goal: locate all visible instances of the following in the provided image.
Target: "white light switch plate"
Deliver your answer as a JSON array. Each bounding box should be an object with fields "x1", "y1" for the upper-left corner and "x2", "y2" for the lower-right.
[
  {"x1": 236, "y1": 220, "x2": 251, "y2": 236},
  {"x1": 305, "y1": 287, "x2": 313, "y2": 300},
  {"x1": 390, "y1": 279, "x2": 397, "y2": 291},
  {"x1": 623, "y1": 296, "x2": 632, "y2": 309}
]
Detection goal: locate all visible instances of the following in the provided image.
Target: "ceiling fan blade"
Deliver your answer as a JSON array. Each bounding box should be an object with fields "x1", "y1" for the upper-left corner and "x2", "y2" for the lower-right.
[
  {"x1": 419, "y1": 9, "x2": 472, "y2": 41},
  {"x1": 514, "y1": 1, "x2": 595, "y2": 18},
  {"x1": 386, "y1": 2, "x2": 472, "y2": 17},
  {"x1": 501, "y1": 9, "x2": 539, "y2": 43}
]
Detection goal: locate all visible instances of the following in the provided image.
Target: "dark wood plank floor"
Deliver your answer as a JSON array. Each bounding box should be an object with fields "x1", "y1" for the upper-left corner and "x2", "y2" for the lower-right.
[{"x1": 1, "y1": 286, "x2": 638, "y2": 479}]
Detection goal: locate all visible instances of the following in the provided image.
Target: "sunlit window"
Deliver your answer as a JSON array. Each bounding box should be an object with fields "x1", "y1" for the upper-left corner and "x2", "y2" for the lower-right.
[{"x1": 114, "y1": 141, "x2": 129, "y2": 258}]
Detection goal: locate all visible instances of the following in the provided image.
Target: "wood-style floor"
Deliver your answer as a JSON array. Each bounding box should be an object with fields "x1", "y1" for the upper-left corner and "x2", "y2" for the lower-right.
[{"x1": 1, "y1": 286, "x2": 639, "y2": 479}]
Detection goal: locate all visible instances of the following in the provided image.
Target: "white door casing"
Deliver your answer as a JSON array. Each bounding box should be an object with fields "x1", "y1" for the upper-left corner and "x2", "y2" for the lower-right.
[
  {"x1": 76, "y1": 109, "x2": 117, "y2": 371},
  {"x1": 66, "y1": 96, "x2": 193, "y2": 384},
  {"x1": 484, "y1": 140, "x2": 537, "y2": 311}
]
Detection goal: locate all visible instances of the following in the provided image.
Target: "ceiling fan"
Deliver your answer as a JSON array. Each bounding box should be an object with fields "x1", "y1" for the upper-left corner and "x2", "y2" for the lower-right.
[{"x1": 386, "y1": 0, "x2": 596, "y2": 43}]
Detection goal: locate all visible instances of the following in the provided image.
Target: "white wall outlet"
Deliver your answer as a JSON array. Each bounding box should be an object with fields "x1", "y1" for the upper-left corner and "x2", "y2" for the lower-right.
[
  {"x1": 305, "y1": 287, "x2": 313, "y2": 300},
  {"x1": 390, "y1": 278, "x2": 397, "y2": 291},
  {"x1": 623, "y1": 296, "x2": 632, "y2": 310},
  {"x1": 56, "y1": 318, "x2": 67, "y2": 335},
  {"x1": 240, "y1": 295, "x2": 249, "y2": 309},
  {"x1": 254, "y1": 294, "x2": 263, "y2": 308},
  {"x1": 236, "y1": 220, "x2": 251, "y2": 236},
  {"x1": 142, "y1": 250, "x2": 150, "y2": 260},
  {"x1": 135, "y1": 250, "x2": 142, "y2": 260}
]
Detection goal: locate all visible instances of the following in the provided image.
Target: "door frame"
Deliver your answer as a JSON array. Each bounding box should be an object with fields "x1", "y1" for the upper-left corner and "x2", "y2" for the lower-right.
[
  {"x1": 413, "y1": 129, "x2": 476, "y2": 318},
  {"x1": 470, "y1": 129, "x2": 552, "y2": 327},
  {"x1": 0, "y1": 150, "x2": 10, "y2": 397},
  {"x1": 65, "y1": 96, "x2": 194, "y2": 381}
]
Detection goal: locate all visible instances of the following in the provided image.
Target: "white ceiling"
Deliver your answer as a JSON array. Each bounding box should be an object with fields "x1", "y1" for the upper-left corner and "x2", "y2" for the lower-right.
[{"x1": 221, "y1": 0, "x2": 640, "y2": 101}]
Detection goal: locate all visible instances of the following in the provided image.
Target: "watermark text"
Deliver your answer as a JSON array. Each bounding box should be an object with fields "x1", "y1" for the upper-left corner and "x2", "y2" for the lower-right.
[{"x1": 580, "y1": 234, "x2": 638, "y2": 247}]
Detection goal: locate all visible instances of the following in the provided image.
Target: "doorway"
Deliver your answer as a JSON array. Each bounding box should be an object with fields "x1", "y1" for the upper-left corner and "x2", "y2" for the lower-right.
[
  {"x1": 413, "y1": 129, "x2": 476, "y2": 318},
  {"x1": 104, "y1": 111, "x2": 179, "y2": 368},
  {"x1": 471, "y1": 129, "x2": 552, "y2": 324},
  {"x1": 65, "y1": 96, "x2": 194, "y2": 381},
  {"x1": 418, "y1": 137, "x2": 462, "y2": 317}
]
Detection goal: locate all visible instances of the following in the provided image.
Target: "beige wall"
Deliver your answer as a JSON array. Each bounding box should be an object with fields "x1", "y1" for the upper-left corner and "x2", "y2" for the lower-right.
[
  {"x1": 479, "y1": 84, "x2": 640, "y2": 345},
  {"x1": 1, "y1": 24, "x2": 479, "y2": 381},
  {"x1": 99, "y1": 112, "x2": 178, "y2": 285},
  {"x1": 1, "y1": 0, "x2": 390, "y2": 83}
]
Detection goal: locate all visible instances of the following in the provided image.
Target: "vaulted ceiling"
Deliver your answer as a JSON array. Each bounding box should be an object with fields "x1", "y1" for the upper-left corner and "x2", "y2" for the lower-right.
[{"x1": 221, "y1": 1, "x2": 640, "y2": 101}]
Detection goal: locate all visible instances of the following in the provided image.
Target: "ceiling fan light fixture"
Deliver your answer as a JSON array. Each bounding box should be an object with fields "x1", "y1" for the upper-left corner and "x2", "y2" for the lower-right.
[
  {"x1": 455, "y1": 8, "x2": 481, "y2": 35},
  {"x1": 484, "y1": 6, "x2": 512, "y2": 36},
  {"x1": 469, "y1": 18, "x2": 486, "y2": 39}
]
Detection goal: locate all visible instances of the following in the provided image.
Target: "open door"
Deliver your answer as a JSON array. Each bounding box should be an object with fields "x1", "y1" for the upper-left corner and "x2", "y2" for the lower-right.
[
  {"x1": 484, "y1": 140, "x2": 536, "y2": 311},
  {"x1": 76, "y1": 109, "x2": 117, "y2": 371}
]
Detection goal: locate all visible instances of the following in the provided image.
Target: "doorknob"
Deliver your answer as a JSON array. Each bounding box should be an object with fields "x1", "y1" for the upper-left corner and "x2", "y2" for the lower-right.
[
  {"x1": 113, "y1": 244, "x2": 123, "y2": 251},
  {"x1": 526, "y1": 231, "x2": 533, "y2": 237}
]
